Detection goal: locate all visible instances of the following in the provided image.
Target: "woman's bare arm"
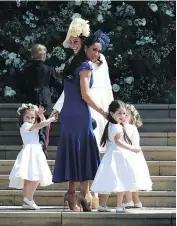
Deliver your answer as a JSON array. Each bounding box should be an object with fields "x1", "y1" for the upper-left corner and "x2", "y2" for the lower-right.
[{"x1": 80, "y1": 69, "x2": 105, "y2": 115}]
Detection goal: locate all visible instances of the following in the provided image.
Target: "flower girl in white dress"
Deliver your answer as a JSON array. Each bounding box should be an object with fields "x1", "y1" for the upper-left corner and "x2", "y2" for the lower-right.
[
  {"x1": 91, "y1": 100, "x2": 143, "y2": 212},
  {"x1": 123, "y1": 104, "x2": 152, "y2": 208},
  {"x1": 9, "y1": 103, "x2": 56, "y2": 210}
]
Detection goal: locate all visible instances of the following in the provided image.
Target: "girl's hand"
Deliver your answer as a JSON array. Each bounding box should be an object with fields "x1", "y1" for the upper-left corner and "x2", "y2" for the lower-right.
[
  {"x1": 37, "y1": 106, "x2": 46, "y2": 116},
  {"x1": 50, "y1": 116, "x2": 56, "y2": 122},
  {"x1": 50, "y1": 110, "x2": 59, "y2": 121}
]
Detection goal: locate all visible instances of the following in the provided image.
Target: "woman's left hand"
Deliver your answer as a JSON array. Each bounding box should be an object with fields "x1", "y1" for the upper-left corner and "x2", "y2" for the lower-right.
[{"x1": 102, "y1": 111, "x2": 108, "y2": 120}]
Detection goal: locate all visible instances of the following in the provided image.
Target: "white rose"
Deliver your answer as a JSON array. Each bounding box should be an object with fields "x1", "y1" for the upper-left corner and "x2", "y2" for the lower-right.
[
  {"x1": 125, "y1": 76, "x2": 134, "y2": 84},
  {"x1": 112, "y1": 84, "x2": 120, "y2": 92},
  {"x1": 134, "y1": 18, "x2": 146, "y2": 26},
  {"x1": 127, "y1": 49, "x2": 132, "y2": 55},
  {"x1": 14, "y1": 58, "x2": 21, "y2": 66},
  {"x1": 4, "y1": 86, "x2": 16, "y2": 97},
  {"x1": 75, "y1": 0, "x2": 82, "y2": 6},
  {"x1": 8, "y1": 52, "x2": 17, "y2": 60},
  {"x1": 25, "y1": 36, "x2": 31, "y2": 42},
  {"x1": 149, "y1": 3, "x2": 158, "y2": 12},
  {"x1": 5, "y1": 59, "x2": 12, "y2": 65},
  {"x1": 87, "y1": 0, "x2": 97, "y2": 6},
  {"x1": 141, "y1": 18, "x2": 146, "y2": 26},
  {"x1": 97, "y1": 14, "x2": 104, "y2": 23},
  {"x1": 71, "y1": 13, "x2": 81, "y2": 20},
  {"x1": 166, "y1": 10, "x2": 174, "y2": 17}
]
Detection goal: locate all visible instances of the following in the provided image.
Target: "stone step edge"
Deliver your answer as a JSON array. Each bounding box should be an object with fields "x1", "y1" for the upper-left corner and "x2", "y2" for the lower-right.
[
  {"x1": 0, "y1": 160, "x2": 175, "y2": 166},
  {"x1": 0, "y1": 175, "x2": 175, "y2": 181},
  {"x1": 0, "y1": 131, "x2": 175, "y2": 137},
  {"x1": 0, "y1": 118, "x2": 176, "y2": 123},
  {"x1": 0, "y1": 145, "x2": 175, "y2": 151},
  {"x1": 0, "y1": 209, "x2": 175, "y2": 219},
  {"x1": 0, "y1": 190, "x2": 175, "y2": 197}
]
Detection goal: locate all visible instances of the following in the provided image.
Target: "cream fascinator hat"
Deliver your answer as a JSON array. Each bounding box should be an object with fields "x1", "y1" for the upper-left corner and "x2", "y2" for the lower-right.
[{"x1": 63, "y1": 18, "x2": 90, "y2": 48}]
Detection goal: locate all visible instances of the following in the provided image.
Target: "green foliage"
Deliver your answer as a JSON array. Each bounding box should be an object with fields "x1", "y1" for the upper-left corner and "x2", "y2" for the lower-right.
[{"x1": 0, "y1": 1, "x2": 175, "y2": 103}]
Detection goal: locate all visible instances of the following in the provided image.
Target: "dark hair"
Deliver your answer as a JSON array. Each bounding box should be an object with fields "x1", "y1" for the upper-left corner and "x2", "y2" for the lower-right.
[
  {"x1": 63, "y1": 35, "x2": 102, "y2": 77},
  {"x1": 100, "y1": 100, "x2": 132, "y2": 147}
]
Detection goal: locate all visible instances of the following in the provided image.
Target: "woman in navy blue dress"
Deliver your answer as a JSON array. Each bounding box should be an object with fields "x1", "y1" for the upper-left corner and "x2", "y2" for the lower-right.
[{"x1": 52, "y1": 31, "x2": 110, "y2": 211}]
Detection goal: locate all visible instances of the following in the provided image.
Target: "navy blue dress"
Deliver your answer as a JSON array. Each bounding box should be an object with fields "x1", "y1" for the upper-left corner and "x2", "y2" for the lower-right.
[{"x1": 52, "y1": 62, "x2": 101, "y2": 182}]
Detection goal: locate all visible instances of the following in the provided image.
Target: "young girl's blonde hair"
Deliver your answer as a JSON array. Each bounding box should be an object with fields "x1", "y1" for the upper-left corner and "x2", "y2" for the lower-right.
[
  {"x1": 31, "y1": 44, "x2": 47, "y2": 59},
  {"x1": 126, "y1": 104, "x2": 143, "y2": 128}
]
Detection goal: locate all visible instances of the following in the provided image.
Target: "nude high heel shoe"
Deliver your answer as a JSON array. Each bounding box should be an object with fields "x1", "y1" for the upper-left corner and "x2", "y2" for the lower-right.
[{"x1": 63, "y1": 192, "x2": 80, "y2": 211}]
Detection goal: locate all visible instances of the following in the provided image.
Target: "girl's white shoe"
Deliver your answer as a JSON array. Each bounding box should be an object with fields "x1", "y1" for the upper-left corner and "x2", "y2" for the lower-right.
[
  {"x1": 22, "y1": 197, "x2": 40, "y2": 210},
  {"x1": 116, "y1": 206, "x2": 125, "y2": 213},
  {"x1": 134, "y1": 202, "x2": 143, "y2": 208},
  {"x1": 122, "y1": 201, "x2": 134, "y2": 208},
  {"x1": 98, "y1": 205, "x2": 111, "y2": 212}
]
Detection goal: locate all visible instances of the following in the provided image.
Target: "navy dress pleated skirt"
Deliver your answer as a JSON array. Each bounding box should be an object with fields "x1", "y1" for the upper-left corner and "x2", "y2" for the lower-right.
[{"x1": 52, "y1": 62, "x2": 101, "y2": 183}]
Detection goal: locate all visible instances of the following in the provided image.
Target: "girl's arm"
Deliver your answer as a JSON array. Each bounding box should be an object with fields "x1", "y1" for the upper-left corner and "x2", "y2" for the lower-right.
[
  {"x1": 114, "y1": 133, "x2": 141, "y2": 153},
  {"x1": 80, "y1": 69, "x2": 105, "y2": 115},
  {"x1": 29, "y1": 117, "x2": 55, "y2": 131}
]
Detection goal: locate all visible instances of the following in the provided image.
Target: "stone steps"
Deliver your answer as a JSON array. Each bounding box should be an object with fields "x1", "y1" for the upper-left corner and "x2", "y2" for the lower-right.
[
  {"x1": 0, "y1": 160, "x2": 175, "y2": 176},
  {"x1": 0, "y1": 103, "x2": 175, "y2": 225},
  {"x1": 0, "y1": 175, "x2": 175, "y2": 191},
  {"x1": 0, "y1": 104, "x2": 175, "y2": 119},
  {"x1": 0, "y1": 145, "x2": 175, "y2": 161},
  {"x1": 0, "y1": 118, "x2": 176, "y2": 132},
  {"x1": 0, "y1": 190, "x2": 175, "y2": 208},
  {"x1": 0, "y1": 207, "x2": 175, "y2": 226},
  {"x1": 0, "y1": 145, "x2": 176, "y2": 161},
  {"x1": 0, "y1": 131, "x2": 175, "y2": 146}
]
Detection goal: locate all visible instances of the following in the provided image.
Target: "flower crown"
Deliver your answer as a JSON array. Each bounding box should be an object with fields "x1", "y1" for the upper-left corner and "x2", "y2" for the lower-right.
[{"x1": 17, "y1": 103, "x2": 39, "y2": 115}]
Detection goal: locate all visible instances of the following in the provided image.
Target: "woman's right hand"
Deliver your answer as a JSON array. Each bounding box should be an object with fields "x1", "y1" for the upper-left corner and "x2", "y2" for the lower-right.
[{"x1": 131, "y1": 146, "x2": 141, "y2": 153}]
